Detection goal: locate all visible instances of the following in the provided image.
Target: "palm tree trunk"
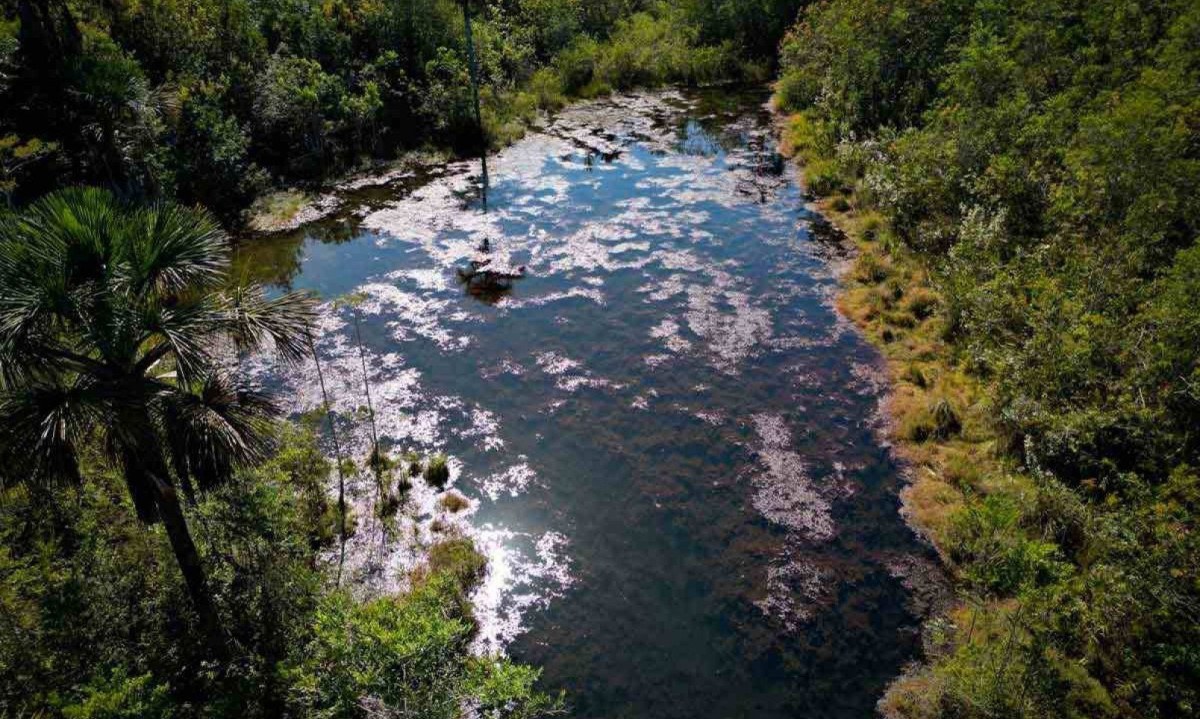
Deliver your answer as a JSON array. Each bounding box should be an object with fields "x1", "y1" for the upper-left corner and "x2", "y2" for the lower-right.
[
  {"x1": 122, "y1": 420, "x2": 227, "y2": 657},
  {"x1": 461, "y1": 0, "x2": 488, "y2": 170},
  {"x1": 150, "y1": 472, "x2": 228, "y2": 659},
  {"x1": 308, "y1": 330, "x2": 348, "y2": 585},
  {"x1": 351, "y1": 308, "x2": 379, "y2": 452}
]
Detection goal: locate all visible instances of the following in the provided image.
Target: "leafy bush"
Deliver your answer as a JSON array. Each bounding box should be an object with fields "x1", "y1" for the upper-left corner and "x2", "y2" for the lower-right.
[
  {"x1": 58, "y1": 669, "x2": 173, "y2": 719},
  {"x1": 804, "y1": 158, "x2": 844, "y2": 197},
  {"x1": 529, "y1": 67, "x2": 566, "y2": 111},
  {"x1": 554, "y1": 36, "x2": 600, "y2": 94},
  {"x1": 948, "y1": 495, "x2": 1066, "y2": 596},
  {"x1": 287, "y1": 540, "x2": 559, "y2": 719}
]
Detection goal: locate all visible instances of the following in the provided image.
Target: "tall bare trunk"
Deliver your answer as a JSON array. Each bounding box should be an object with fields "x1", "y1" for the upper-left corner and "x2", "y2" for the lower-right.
[
  {"x1": 308, "y1": 330, "x2": 349, "y2": 586},
  {"x1": 122, "y1": 412, "x2": 226, "y2": 658},
  {"x1": 351, "y1": 309, "x2": 379, "y2": 452},
  {"x1": 151, "y1": 473, "x2": 228, "y2": 658},
  {"x1": 462, "y1": 0, "x2": 491, "y2": 187}
]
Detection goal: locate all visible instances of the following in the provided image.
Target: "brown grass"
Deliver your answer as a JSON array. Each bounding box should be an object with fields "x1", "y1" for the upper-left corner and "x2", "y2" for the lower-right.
[
  {"x1": 438, "y1": 492, "x2": 470, "y2": 513},
  {"x1": 780, "y1": 109, "x2": 1042, "y2": 719}
]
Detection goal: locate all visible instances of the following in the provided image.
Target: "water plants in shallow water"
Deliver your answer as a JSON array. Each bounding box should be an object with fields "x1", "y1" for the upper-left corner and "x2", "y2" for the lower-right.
[
  {"x1": 439, "y1": 492, "x2": 470, "y2": 513},
  {"x1": 424, "y1": 454, "x2": 452, "y2": 489}
]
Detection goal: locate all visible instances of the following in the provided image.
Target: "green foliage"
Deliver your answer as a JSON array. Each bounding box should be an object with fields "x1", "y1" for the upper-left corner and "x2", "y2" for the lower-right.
[
  {"x1": 0, "y1": 0, "x2": 804, "y2": 220},
  {"x1": 0, "y1": 419, "x2": 558, "y2": 719},
  {"x1": 0, "y1": 186, "x2": 315, "y2": 661},
  {"x1": 175, "y1": 83, "x2": 268, "y2": 224},
  {"x1": 0, "y1": 422, "x2": 329, "y2": 716},
  {"x1": 553, "y1": 36, "x2": 601, "y2": 94},
  {"x1": 591, "y1": 10, "x2": 734, "y2": 90},
  {"x1": 529, "y1": 67, "x2": 567, "y2": 110},
  {"x1": 427, "y1": 537, "x2": 487, "y2": 593},
  {"x1": 57, "y1": 669, "x2": 173, "y2": 719},
  {"x1": 803, "y1": 157, "x2": 843, "y2": 197},
  {"x1": 286, "y1": 540, "x2": 560, "y2": 719},
  {"x1": 948, "y1": 495, "x2": 1066, "y2": 596},
  {"x1": 779, "y1": 0, "x2": 1200, "y2": 714},
  {"x1": 424, "y1": 453, "x2": 451, "y2": 489}
]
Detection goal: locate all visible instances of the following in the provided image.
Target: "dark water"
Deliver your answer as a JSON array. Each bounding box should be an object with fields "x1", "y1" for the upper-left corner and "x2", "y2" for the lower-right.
[{"x1": 242, "y1": 87, "x2": 938, "y2": 719}]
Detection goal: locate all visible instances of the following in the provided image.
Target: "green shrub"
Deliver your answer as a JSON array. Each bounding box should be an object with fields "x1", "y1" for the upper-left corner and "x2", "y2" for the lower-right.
[
  {"x1": 949, "y1": 495, "x2": 1067, "y2": 595},
  {"x1": 773, "y1": 69, "x2": 817, "y2": 114},
  {"x1": 529, "y1": 68, "x2": 566, "y2": 111},
  {"x1": 424, "y1": 454, "x2": 451, "y2": 488},
  {"x1": 427, "y1": 538, "x2": 487, "y2": 593},
  {"x1": 58, "y1": 669, "x2": 172, "y2": 719},
  {"x1": 554, "y1": 36, "x2": 600, "y2": 94},
  {"x1": 577, "y1": 78, "x2": 613, "y2": 98},
  {"x1": 286, "y1": 537, "x2": 559, "y2": 718},
  {"x1": 805, "y1": 158, "x2": 844, "y2": 197}
]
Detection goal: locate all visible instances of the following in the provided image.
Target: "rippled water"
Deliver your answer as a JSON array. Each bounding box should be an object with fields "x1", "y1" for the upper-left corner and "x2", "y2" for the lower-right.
[{"x1": 241, "y1": 87, "x2": 941, "y2": 719}]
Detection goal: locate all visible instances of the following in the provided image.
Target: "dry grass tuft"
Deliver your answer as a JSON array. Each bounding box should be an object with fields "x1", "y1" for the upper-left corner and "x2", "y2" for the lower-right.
[{"x1": 438, "y1": 492, "x2": 470, "y2": 513}]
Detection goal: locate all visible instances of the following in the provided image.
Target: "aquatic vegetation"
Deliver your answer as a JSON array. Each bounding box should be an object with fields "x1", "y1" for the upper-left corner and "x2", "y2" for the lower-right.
[
  {"x1": 439, "y1": 492, "x2": 470, "y2": 514},
  {"x1": 424, "y1": 455, "x2": 452, "y2": 489},
  {"x1": 247, "y1": 190, "x2": 310, "y2": 233}
]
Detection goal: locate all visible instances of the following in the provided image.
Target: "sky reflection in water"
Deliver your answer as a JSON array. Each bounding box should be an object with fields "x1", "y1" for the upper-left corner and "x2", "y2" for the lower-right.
[{"x1": 241, "y1": 87, "x2": 942, "y2": 719}]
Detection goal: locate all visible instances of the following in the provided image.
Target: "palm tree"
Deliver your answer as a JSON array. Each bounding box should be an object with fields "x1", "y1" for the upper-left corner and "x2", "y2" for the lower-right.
[{"x1": 0, "y1": 187, "x2": 315, "y2": 656}]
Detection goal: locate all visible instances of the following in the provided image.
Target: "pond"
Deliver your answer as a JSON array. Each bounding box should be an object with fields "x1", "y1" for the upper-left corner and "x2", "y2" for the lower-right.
[{"x1": 241, "y1": 87, "x2": 941, "y2": 719}]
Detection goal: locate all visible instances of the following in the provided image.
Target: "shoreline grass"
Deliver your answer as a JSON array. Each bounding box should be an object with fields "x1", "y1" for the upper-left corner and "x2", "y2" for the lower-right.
[{"x1": 776, "y1": 110, "x2": 1045, "y2": 714}]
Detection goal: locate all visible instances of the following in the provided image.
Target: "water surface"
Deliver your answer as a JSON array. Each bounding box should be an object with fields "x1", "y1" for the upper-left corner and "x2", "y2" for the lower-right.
[{"x1": 242, "y1": 88, "x2": 939, "y2": 719}]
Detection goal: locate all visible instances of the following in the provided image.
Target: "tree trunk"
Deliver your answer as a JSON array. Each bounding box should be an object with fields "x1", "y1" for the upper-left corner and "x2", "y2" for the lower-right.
[
  {"x1": 461, "y1": 0, "x2": 486, "y2": 155},
  {"x1": 308, "y1": 330, "x2": 349, "y2": 585},
  {"x1": 122, "y1": 447, "x2": 162, "y2": 523},
  {"x1": 151, "y1": 473, "x2": 228, "y2": 659},
  {"x1": 461, "y1": 0, "x2": 490, "y2": 210}
]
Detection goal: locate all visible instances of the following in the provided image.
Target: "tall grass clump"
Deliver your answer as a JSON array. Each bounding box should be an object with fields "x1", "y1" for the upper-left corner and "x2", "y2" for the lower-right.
[{"x1": 424, "y1": 454, "x2": 451, "y2": 489}]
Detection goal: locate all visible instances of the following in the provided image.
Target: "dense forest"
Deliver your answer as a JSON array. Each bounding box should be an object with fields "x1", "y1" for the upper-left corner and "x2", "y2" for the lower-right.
[
  {"x1": 2, "y1": 0, "x2": 1198, "y2": 717},
  {"x1": 0, "y1": 0, "x2": 799, "y2": 223},
  {"x1": 775, "y1": 0, "x2": 1199, "y2": 716},
  {"x1": 0, "y1": 1, "x2": 807, "y2": 717}
]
